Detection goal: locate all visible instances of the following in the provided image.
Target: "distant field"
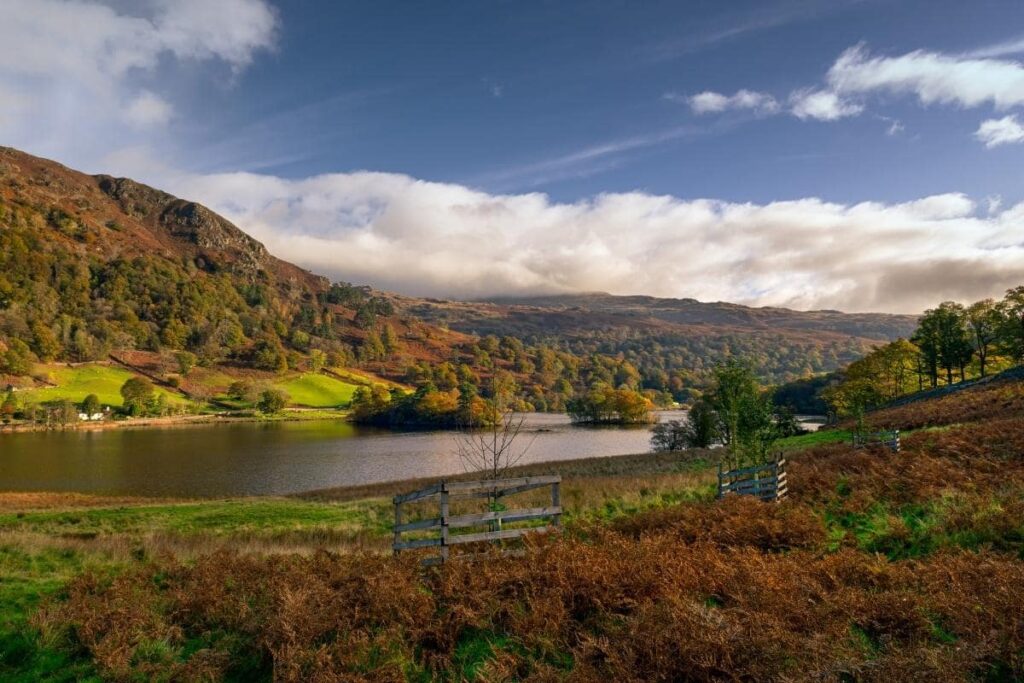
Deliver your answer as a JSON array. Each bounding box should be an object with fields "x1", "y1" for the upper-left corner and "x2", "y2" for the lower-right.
[
  {"x1": 328, "y1": 366, "x2": 408, "y2": 390},
  {"x1": 20, "y1": 364, "x2": 187, "y2": 407},
  {"x1": 274, "y1": 373, "x2": 359, "y2": 408}
]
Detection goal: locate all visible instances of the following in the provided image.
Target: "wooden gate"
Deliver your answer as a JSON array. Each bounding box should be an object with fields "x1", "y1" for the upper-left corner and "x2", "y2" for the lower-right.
[
  {"x1": 852, "y1": 429, "x2": 900, "y2": 452},
  {"x1": 392, "y1": 476, "x2": 561, "y2": 565},
  {"x1": 717, "y1": 458, "x2": 787, "y2": 502}
]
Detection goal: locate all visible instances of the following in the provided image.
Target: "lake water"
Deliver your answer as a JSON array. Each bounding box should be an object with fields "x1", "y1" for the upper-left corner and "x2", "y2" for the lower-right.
[{"x1": 0, "y1": 412, "x2": 689, "y2": 498}]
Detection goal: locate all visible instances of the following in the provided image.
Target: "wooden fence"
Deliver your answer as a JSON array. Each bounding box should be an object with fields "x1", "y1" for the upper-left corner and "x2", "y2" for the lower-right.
[
  {"x1": 718, "y1": 457, "x2": 787, "y2": 502},
  {"x1": 852, "y1": 429, "x2": 900, "y2": 452},
  {"x1": 393, "y1": 476, "x2": 561, "y2": 565}
]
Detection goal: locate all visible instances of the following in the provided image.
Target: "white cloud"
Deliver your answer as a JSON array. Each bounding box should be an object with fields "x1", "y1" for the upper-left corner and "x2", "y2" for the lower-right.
[
  {"x1": 788, "y1": 88, "x2": 863, "y2": 121},
  {"x1": 685, "y1": 89, "x2": 779, "y2": 115},
  {"x1": 828, "y1": 43, "x2": 1024, "y2": 110},
  {"x1": 963, "y1": 34, "x2": 1024, "y2": 59},
  {"x1": 0, "y1": 0, "x2": 276, "y2": 169},
  {"x1": 125, "y1": 91, "x2": 174, "y2": 127},
  {"x1": 156, "y1": 168, "x2": 1024, "y2": 314},
  {"x1": 975, "y1": 115, "x2": 1024, "y2": 148}
]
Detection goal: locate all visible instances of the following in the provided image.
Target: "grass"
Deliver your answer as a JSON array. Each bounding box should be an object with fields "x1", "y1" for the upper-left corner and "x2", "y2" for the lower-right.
[
  {"x1": 0, "y1": 498, "x2": 393, "y2": 539},
  {"x1": 776, "y1": 428, "x2": 851, "y2": 451},
  {"x1": 328, "y1": 366, "x2": 408, "y2": 390},
  {"x1": 3, "y1": 376, "x2": 1024, "y2": 679},
  {"x1": 20, "y1": 364, "x2": 187, "y2": 408},
  {"x1": 0, "y1": 456, "x2": 716, "y2": 680},
  {"x1": 273, "y1": 373, "x2": 359, "y2": 408}
]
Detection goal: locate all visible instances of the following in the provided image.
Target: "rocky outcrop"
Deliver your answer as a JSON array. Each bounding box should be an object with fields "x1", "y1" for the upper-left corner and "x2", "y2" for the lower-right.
[{"x1": 96, "y1": 175, "x2": 269, "y2": 278}]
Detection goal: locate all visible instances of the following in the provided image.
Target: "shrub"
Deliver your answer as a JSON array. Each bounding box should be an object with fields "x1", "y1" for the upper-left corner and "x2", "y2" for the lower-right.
[{"x1": 257, "y1": 389, "x2": 288, "y2": 414}]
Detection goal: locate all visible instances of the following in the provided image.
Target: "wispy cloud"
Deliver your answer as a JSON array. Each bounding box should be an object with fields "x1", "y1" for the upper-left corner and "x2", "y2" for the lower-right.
[
  {"x1": 679, "y1": 89, "x2": 780, "y2": 115},
  {"x1": 963, "y1": 33, "x2": 1024, "y2": 59},
  {"x1": 689, "y1": 40, "x2": 1024, "y2": 146},
  {"x1": 643, "y1": 0, "x2": 861, "y2": 62},
  {"x1": 827, "y1": 43, "x2": 1024, "y2": 110},
  {"x1": 788, "y1": 88, "x2": 863, "y2": 120},
  {"x1": 473, "y1": 126, "x2": 704, "y2": 190},
  {"x1": 975, "y1": 115, "x2": 1024, "y2": 148}
]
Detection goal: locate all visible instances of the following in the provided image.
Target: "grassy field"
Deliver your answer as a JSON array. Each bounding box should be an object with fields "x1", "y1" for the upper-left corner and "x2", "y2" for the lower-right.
[
  {"x1": 9, "y1": 363, "x2": 363, "y2": 414},
  {"x1": 2, "y1": 377, "x2": 1023, "y2": 680},
  {"x1": 19, "y1": 364, "x2": 188, "y2": 408},
  {"x1": 327, "y1": 366, "x2": 408, "y2": 390},
  {"x1": 273, "y1": 373, "x2": 360, "y2": 408}
]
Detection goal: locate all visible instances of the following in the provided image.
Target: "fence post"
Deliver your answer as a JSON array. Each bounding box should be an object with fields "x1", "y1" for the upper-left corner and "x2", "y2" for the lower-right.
[
  {"x1": 717, "y1": 462, "x2": 724, "y2": 499},
  {"x1": 393, "y1": 498, "x2": 402, "y2": 557},
  {"x1": 894, "y1": 429, "x2": 900, "y2": 452},
  {"x1": 551, "y1": 480, "x2": 561, "y2": 530},
  {"x1": 439, "y1": 483, "x2": 450, "y2": 564}
]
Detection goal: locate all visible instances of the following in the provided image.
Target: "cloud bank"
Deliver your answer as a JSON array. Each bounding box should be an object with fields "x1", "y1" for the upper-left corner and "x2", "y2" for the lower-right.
[
  {"x1": 167, "y1": 170, "x2": 1024, "y2": 315},
  {"x1": 2, "y1": 3, "x2": 1021, "y2": 316}
]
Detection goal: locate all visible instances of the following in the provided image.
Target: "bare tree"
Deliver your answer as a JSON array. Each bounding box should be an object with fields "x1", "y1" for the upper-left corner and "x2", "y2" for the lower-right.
[{"x1": 454, "y1": 405, "x2": 537, "y2": 481}]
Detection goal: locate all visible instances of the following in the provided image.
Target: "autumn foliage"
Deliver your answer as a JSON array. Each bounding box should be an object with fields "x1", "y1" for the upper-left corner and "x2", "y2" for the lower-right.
[{"x1": 32, "y1": 377, "x2": 1024, "y2": 681}]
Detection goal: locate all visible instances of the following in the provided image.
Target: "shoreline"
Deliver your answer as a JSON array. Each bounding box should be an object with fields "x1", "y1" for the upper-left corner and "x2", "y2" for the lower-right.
[
  {"x1": 0, "y1": 408, "x2": 351, "y2": 434},
  {"x1": 0, "y1": 448, "x2": 716, "y2": 511},
  {"x1": 0, "y1": 407, "x2": 692, "y2": 435}
]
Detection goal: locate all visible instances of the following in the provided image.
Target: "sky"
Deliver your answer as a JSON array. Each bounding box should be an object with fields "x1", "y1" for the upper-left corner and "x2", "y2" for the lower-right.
[{"x1": 1, "y1": 0, "x2": 1023, "y2": 313}]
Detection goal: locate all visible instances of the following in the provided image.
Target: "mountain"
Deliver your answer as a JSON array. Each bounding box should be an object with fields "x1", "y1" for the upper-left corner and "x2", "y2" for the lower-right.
[
  {"x1": 0, "y1": 146, "x2": 918, "y2": 413},
  {"x1": 0, "y1": 146, "x2": 468, "y2": 381},
  {"x1": 390, "y1": 292, "x2": 919, "y2": 384}
]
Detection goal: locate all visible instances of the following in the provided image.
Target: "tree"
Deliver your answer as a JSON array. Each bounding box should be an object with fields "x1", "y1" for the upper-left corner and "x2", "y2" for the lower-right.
[
  {"x1": 257, "y1": 388, "x2": 289, "y2": 414},
  {"x1": 30, "y1": 321, "x2": 61, "y2": 362},
  {"x1": 707, "y1": 360, "x2": 776, "y2": 467},
  {"x1": 350, "y1": 384, "x2": 391, "y2": 420},
  {"x1": 227, "y1": 380, "x2": 259, "y2": 404},
  {"x1": 120, "y1": 377, "x2": 154, "y2": 415},
  {"x1": 0, "y1": 391, "x2": 16, "y2": 423},
  {"x1": 966, "y1": 299, "x2": 1000, "y2": 377},
  {"x1": 651, "y1": 420, "x2": 687, "y2": 452},
  {"x1": 81, "y1": 393, "x2": 101, "y2": 416},
  {"x1": 0, "y1": 338, "x2": 35, "y2": 376},
  {"x1": 912, "y1": 315, "x2": 941, "y2": 388},
  {"x1": 681, "y1": 399, "x2": 720, "y2": 448},
  {"x1": 253, "y1": 336, "x2": 288, "y2": 373},
  {"x1": 308, "y1": 349, "x2": 327, "y2": 373},
  {"x1": 567, "y1": 384, "x2": 652, "y2": 424},
  {"x1": 175, "y1": 351, "x2": 197, "y2": 376},
  {"x1": 52, "y1": 399, "x2": 78, "y2": 427},
  {"x1": 916, "y1": 303, "x2": 971, "y2": 385},
  {"x1": 997, "y1": 286, "x2": 1024, "y2": 362},
  {"x1": 381, "y1": 323, "x2": 400, "y2": 356},
  {"x1": 455, "y1": 405, "x2": 537, "y2": 481}
]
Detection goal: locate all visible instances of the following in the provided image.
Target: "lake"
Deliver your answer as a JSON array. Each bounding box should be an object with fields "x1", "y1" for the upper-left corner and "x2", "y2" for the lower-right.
[{"x1": 0, "y1": 412, "x2": 690, "y2": 497}]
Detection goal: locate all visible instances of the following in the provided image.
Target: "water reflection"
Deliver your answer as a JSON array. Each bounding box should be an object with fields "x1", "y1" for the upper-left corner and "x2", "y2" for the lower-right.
[{"x1": 0, "y1": 413, "x2": 684, "y2": 497}]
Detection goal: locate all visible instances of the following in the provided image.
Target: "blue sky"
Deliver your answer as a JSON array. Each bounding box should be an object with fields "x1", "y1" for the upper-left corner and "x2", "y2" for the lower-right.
[
  {"x1": 165, "y1": 0, "x2": 1024, "y2": 204},
  {"x1": 2, "y1": 0, "x2": 1023, "y2": 312}
]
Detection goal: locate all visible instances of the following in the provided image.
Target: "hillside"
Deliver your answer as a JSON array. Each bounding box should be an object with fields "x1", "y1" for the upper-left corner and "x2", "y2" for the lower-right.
[
  {"x1": 0, "y1": 147, "x2": 474, "y2": 379},
  {"x1": 0, "y1": 146, "x2": 918, "y2": 419},
  {"x1": 0, "y1": 148, "x2": 496, "y2": 416},
  {"x1": 2, "y1": 365, "x2": 1022, "y2": 680},
  {"x1": 393, "y1": 292, "x2": 918, "y2": 383}
]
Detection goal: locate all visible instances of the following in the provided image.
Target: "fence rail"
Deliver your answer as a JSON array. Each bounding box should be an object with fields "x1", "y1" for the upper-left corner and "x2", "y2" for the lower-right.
[
  {"x1": 718, "y1": 457, "x2": 787, "y2": 502},
  {"x1": 852, "y1": 429, "x2": 900, "y2": 452},
  {"x1": 393, "y1": 476, "x2": 561, "y2": 565}
]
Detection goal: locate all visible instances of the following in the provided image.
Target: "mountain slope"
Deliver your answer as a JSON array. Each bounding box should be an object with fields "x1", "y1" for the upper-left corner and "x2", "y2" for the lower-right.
[
  {"x1": 392, "y1": 292, "x2": 918, "y2": 383},
  {"x1": 0, "y1": 146, "x2": 466, "y2": 380}
]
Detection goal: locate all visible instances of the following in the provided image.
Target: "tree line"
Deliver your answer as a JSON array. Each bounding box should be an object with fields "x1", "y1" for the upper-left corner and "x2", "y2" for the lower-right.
[
  {"x1": 822, "y1": 286, "x2": 1024, "y2": 419},
  {"x1": 651, "y1": 360, "x2": 803, "y2": 467}
]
